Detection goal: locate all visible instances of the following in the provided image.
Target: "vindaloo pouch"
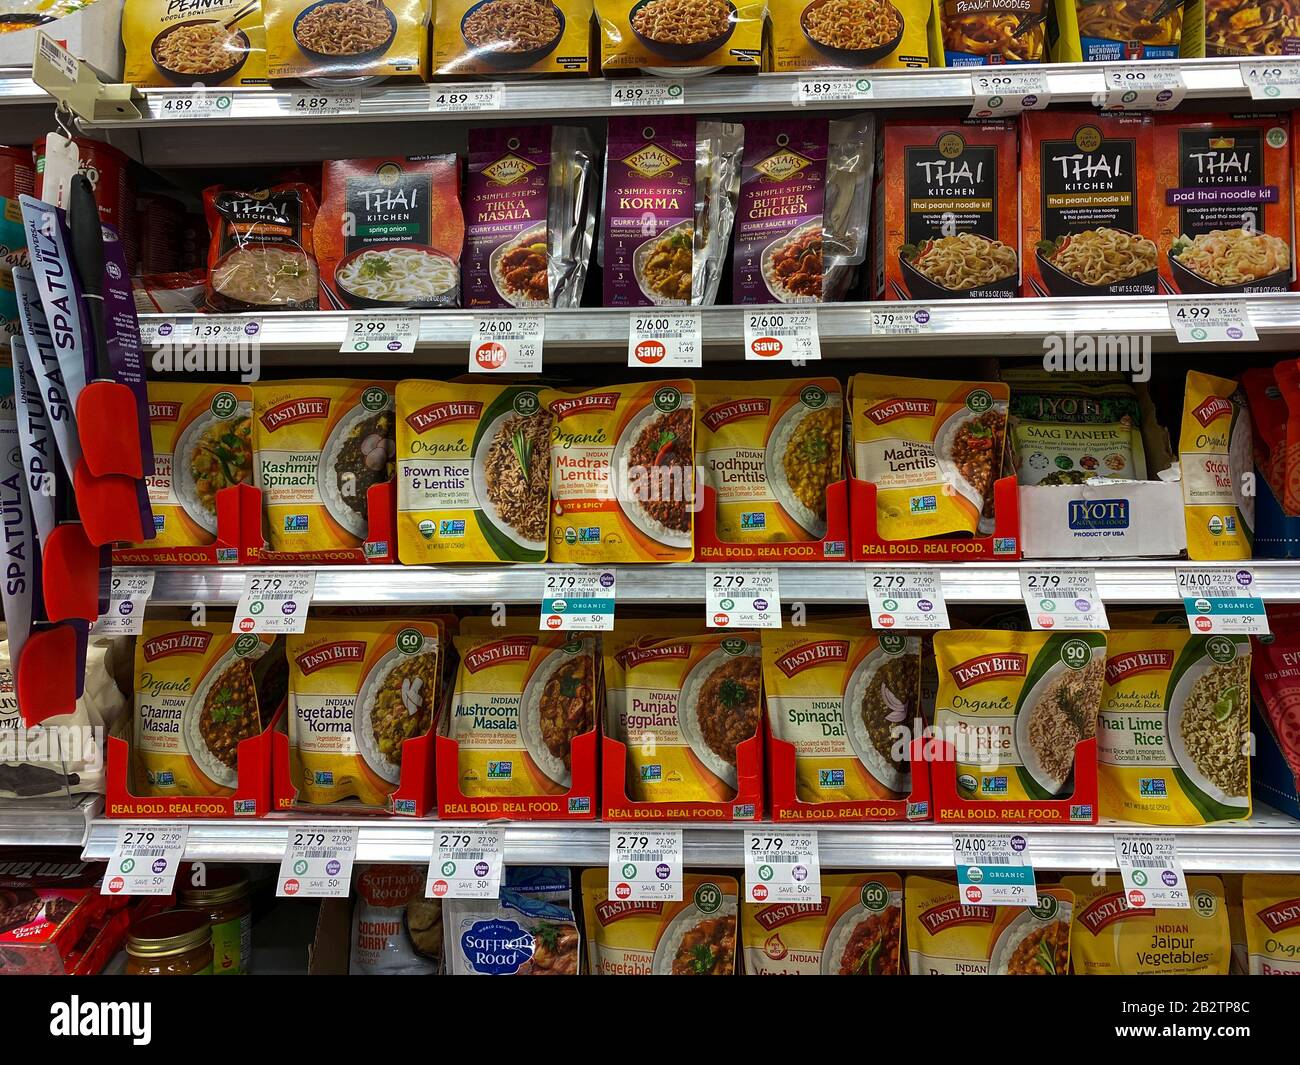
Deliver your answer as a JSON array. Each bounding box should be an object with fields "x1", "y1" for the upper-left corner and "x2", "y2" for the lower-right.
[
  {"x1": 1242, "y1": 873, "x2": 1300, "y2": 975},
  {"x1": 1239, "y1": 366, "x2": 1287, "y2": 504},
  {"x1": 1180, "y1": 370, "x2": 1254, "y2": 560}
]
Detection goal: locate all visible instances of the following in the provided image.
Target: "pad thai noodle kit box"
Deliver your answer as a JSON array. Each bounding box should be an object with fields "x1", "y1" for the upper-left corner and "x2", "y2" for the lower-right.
[
  {"x1": 432, "y1": 0, "x2": 594, "y2": 76},
  {"x1": 263, "y1": 0, "x2": 430, "y2": 80},
  {"x1": 437, "y1": 630, "x2": 598, "y2": 820},
  {"x1": 741, "y1": 872, "x2": 904, "y2": 975},
  {"x1": 595, "y1": 0, "x2": 764, "y2": 71},
  {"x1": 121, "y1": 0, "x2": 265, "y2": 87},
  {"x1": 1155, "y1": 113, "x2": 1293, "y2": 294},
  {"x1": 1020, "y1": 111, "x2": 1157, "y2": 298},
  {"x1": 877, "y1": 118, "x2": 1019, "y2": 301},
  {"x1": 768, "y1": 0, "x2": 935, "y2": 70}
]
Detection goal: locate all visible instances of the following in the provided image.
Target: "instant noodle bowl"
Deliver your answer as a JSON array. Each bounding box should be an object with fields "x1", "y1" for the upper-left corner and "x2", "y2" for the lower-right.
[
  {"x1": 768, "y1": 0, "x2": 931, "y2": 69},
  {"x1": 287, "y1": 619, "x2": 441, "y2": 806},
  {"x1": 582, "y1": 870, "x2": 739, "y2": 975},
  {"x1": 742, "y1": 873, "x2": 903, "y2": 975},
  {"x1": 1180, "y1": 370, "x2": 1254, "y2": 560},
  {"x1": 1074, "y1": 0, "x2": 1185, "y2": 60},
  {"x1": 933, "y1": 629, "x2": 1107, "y2": 801},
  {"x1": 1242, "y1": 874, "x2": 1300, "y2": 974},
  {"x1": 1204, "y1": 0, "x2": 1300, "y2": 54},
  {"x1": 263, "y1": 0, "x2": 427, "y2": 80},
  {"x1": 433, "y1": 0, "x2": 593, "y2": 75},
  {"x1": 123, "y1": 0, "x2": 268, "y2": 86},
  {"x1": 445, "y1": 867, "x2": 581, "y2": 975},
  {"x1": 544, "y1": 380, "x2": 695, "y2": 563},
  {"x1": 596, "y1": 0, "x2": 763, "y2": 70},
  {"x1": 204, "y1": 182, "x2": 319, "y2": 311},
  {"x1": 905, "y1": 876, "x2": 1073, "y2": 975},
  {"x1": 937, "y1": 0, "x2": 1049, "y2": 63},
  {"x1": 849, "y1": 373, "x2": 1010, "y2": 541},
  {"x1": 1064, "y1": 874, "x2": 1230, "y2": 974}
]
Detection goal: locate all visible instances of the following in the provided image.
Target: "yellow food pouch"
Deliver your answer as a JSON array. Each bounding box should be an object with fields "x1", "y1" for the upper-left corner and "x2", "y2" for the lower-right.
[
  {"x1": 263, "y1": 0, "x2": 429, "y2": 80},
  {"x1": 1180, "y1": 370, "x2": 1254, "y2": 559},
  {"x1": 1242, "y1": 873, "x2": 1300, "y2": 975},
  {"x1": 122, "y1": 0, "x2": 268, "y2": 87}
]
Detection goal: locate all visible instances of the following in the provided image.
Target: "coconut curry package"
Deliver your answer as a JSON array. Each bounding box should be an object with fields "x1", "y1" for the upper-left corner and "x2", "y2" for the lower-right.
[
  {"x1": 595, "y1": 0, "x2": 763, "y2": 71},
  {"x1": 433, "y1": 0, "x2": 593, "y2": 76},
  {"x1": 1242, "y1": 873, "x2": 1300, "y2": 975},
  {"x1": 1180, "y1": 370, "x2": 1254, "y2": 560}
]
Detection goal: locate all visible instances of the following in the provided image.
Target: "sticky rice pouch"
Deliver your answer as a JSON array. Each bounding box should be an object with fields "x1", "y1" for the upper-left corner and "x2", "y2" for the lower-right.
[
  {"x1": 582, "y1": 869, "x2": 739, "y2": 975},
  {"x1": 849, "y1": 373, "x2": 1009, "y2": 540},
  {"x1": 933, "y1": 629, "x2": 1107, "y2": 801},
  {"x1": 1063, "y1": 874, "x2": 1230, "y2": 975},
  {"x1": 287, "y1": 619, "x2": 441, "y2": 806},
  {"x1": 1242, "y1": 874, "x2": 1300, "y2": 975},
  {"x1": 1239, "y1": 366, "x2": 1287, "y2": 502},
  {"x1": 595, "y1": 0, "x2": 763, "y2": 70},
  {"x1": 1180, "y1": 370, "x2": 1254, "y2": 560},
  {"x1": 697, "y1": 378, "x2": 843, "y2": 543},
  {"x1": 254, "y1": 379, "x2": 396, "y2": 555},
  {"x1": 904, "y1": 876, "x2": 1074, "y2": 975},
  {"x1": 446, "y1": 631, "x2": 596, "y2": 797},
  {"x1": 741, "y1": 872, "x2": 902, "y2": 975},
  {"x1": 604, "y1": 631, "x2": 762, "y2": 801},
  {"x1": 433, "y1": 0, "x2": 594, "y2": 76},
  {"x1": 134, "y1": 623, "x2": 282, "y2": 797},
  {"x1": 545, "y1": 380, "x2": 695, "y2": 563},
  {"x1": 396, "y1": 380, "x2": 551, "y2": 563},
  {"x1": 761, "y1": 625, "x2": 918, "y2": 802},
  {"x1": 263, "y1": 0, "x2": 429, "y2": 80},
  {"x1": 121, "y1": 0, "x2": 268, "y2": 87}
]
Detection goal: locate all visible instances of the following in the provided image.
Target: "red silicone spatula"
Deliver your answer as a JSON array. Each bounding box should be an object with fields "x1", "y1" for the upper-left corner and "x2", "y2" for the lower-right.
[
  {"x1": 16, "y1": 622, "x2": 80, "y2": 724},
  {"x1": 42, "y1": 453, "x2": 99, "y2": 623}
]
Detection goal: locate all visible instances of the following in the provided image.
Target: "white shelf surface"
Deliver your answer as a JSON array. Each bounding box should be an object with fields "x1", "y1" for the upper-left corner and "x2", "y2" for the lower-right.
[{"x1": 0, "y1": 795, "x2": 102, "y2": 848}]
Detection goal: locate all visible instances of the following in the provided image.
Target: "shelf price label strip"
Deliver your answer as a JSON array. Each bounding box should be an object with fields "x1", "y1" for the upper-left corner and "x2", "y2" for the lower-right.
[
  {"x1": 1020, "y1": 567, "x2": 1107, "y2": 631},
  {"x1": 277, "y1": 826, "x2": 359, "y2": 898},
  {"x1": 952, "y1": 832, "x2": 1038, "y2": 907},
  {"x1": 866, "y1": 567, "x2": 950, "y2": 630},
  {"x1": 1177, "y1": 567, "x2": 1268, "y2": 635},
  {"x1": 1168, "y1": 300, "x2": 1257, "y2": 344},
  {"x1": 541, "y1": 568, "x2": 617, "y2": 631},
  {"x1": 233, "y1": 571, "x2": 317, "y2": 635},
  {"x1": 92, "y1": 568, "x2": 156, "y2": 636},
  {"x1": 744, "y1": 309, "x2": 820, "y2": 362},
  {"x1": 706, "y1": 567, "x2": 781, "y2": 629},
  {"x1": 103, "y1": 825, "x2": 189, "y2": 896},
  {"x1": 1115, "y1": 833, "x2": 1189, "y2": 909},
  {"x1": 969, "y1": 69, "x2": 1051, "y2": 117},
  {"x1": 628, "y1": 311, "x2": 702, "y2": 369},
  {"x1": 470, "y1": 314, "x2": 544, "y2": 373},
  {"x1": 341, "y1": 313, "x2": 421, "y2": 354},
  {"x1": 428, "y1": 827, "x2": 504, "y2": 900},
  {"x1": 744, "y1": 830, "x2": 821, "y2": 904},
  {"x1": 608, "y1": 828, "x2": 684, "y2": 901}
]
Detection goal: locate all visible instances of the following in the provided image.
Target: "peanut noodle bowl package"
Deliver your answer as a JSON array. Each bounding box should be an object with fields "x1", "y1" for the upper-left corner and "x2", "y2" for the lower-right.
[
  {"x1": 433, "y1": 0, "x2": 594, "y2": 76},
  {"x1": 605, "y1": 631, "x2": 762, "y2": 801},
  {"x1": 697, "y1": 378, "x2": 842, "y2": 543},
  {"x1": 733, "y1": 115, "x2": 875, "y2": 305},
  {"x1": 1242, "y1": 874, "x2": 1300, "y2": 975},
  {"x1": 595, "y1": 0, "x2": 764, "y2": 72},
  {"x1": 397, "y1": 380, "x2": 551, "y2": 563},
  {"x1": 288, "y1": 619, "x2": 442, "y2": 806},
  {"x1": 1180, "y1": 370, "x2": 1254, "y2": 560},
  {"x1": 933, "y1": 629, "x2": 1107, "y2": 801},
  {"x1": 203, "y1": 182, "x2": 320, "y2": 311},
  {"x1": 1239, "y1": 365, "x2": 1286, "y2": 504},
  {"x1": 1073, "y1": 0, "x2": 1185, "y2": 61},
  {"x1": 905, "y1": 876, "x2": 1074, "y2": 975},
  {"x1": 254, "y1": 379, "x2": 396, "y2": 557},
  {"x1": 849, "y1": 373, "x2": 1009, "y2": 540},
  {"x1": 937, "y1": 0, "x2": 1048, "y2": 64},
  {"x1": 134, "y1": 622, "x2": 285, "y2": 797},
  {"x1": 122, "y1": 0, "x2": 268, "y2": 87},
  {"x1": 464, "y1": 126, "x2": 596, "y2": 310},
  {"x1": 768, "y1": 0, "x2": 933, "y2": 71},
  {"x1": 601, "y1": 117, "x2": 743, "y2": 307},
  {"x1": 742, "y1": 873, "x2": 903, "y2": 975},
  {"x1": 761, "y1": 624, "x2": 918, "y2": 801},
  {"x1": 1098, "y1": 629, "x2": 1251, "y2": 824},
  {"x1": 446, "y1": 867, "x2": 581, "y2": 975},
  {"x1": 545, "y1": 380, "x2": 695, "y2": 563},
  {"x1": 263, "y1": 0, "x2": 430, "y2": 81},
  {"x1": 1063, "y1": 874, "x2": 1229, "y2": 975},
  {"x1": 582, "y1": 870, "x2": 739, "y2": 975},
  {"x1": 445, "y1": 631, "x2": 597, "y2": 795}
]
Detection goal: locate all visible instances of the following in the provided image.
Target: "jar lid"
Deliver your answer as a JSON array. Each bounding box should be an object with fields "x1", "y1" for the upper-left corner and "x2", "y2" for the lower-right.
[
  {"x1": 126, "y1": 910, "x2": 212, "y2": 957},
  {"x1": 178, "y1": 866, "x2": 250, "y2": 907}
]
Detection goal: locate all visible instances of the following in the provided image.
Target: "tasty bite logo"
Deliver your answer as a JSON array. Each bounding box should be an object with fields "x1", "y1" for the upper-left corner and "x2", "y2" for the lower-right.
[
  {"x1": 775, "y1": 640, "x2": 850, "y2": 678},
  {"x1": 702, "y1": 398, "x2": 771, "y2": 433},
  {"x1": 295, "y1": 641, "x2": 367, "y2": 675},
  {"x1": 259, "y1": 397, "x2": 330, "y2": 432},
  {"x1": 593, "y1": 898, "x2": 665, "y2": 925},
  {"x1": 616, "y1": 642, "x2": 691, "y2": 670},
  {"x1": 148, "y1": 402, "x2": 183, "y2": 422},
  {"x1": 462, "y1": 636, "x2": 538, "y2": 673},
  {"x1": 918, "y1": 900, "x2": 994, "y2": 934},
  {"x1": 864, "y1": 397, "x2": 937, "y2": 425},
  {"x1": 1104, "y1": 649, "x2": 1175, "y2": 684},
  {"x1": 1193, "y1": 395, "x2": 1232, "y2": 426},
  {"x1": 142, "y1": 630, "x2": 213, "y2": 661},
  {"x1": 1257, "y1": 897, "x2": 1300, "y2": 933},
  {"x1": 751, "y1": 898, "x2": 829, "y2": 931},
  {"x1": 406, "y1": 400, "x2": 484, "y2": 434},
  {"x1": 1078, "y1": 891, "x2": 1152, "y2": 934},
  {"x1": 550, "y1": 393, "x2": 619, "y2": 420},
  {"x1": 949, "y1": 653, "x2": 1028, "y2": 689}
]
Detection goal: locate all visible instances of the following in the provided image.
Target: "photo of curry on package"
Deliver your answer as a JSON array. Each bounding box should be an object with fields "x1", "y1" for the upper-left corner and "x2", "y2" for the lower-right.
[
  {"x1": 1179, "y1": 370, "x2": 1254, "y2": 560},
  {"x1": 433, "y1": 0, "x2": 594, "y2": 76},
  {"x1": 595, "y1": 0, "x2": 764, "y2": 71},
  {"x1": 767, "y1": 0, "x2": 933, "y2": 70},
  {"x1": 288, "y1": 619, "x2": 442, "y2": 806}
]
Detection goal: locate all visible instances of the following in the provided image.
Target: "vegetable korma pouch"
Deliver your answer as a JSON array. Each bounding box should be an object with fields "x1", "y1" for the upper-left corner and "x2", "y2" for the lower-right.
[
  {"x1": 1180, "y1": 370, "x2": 1254, "y2": 560},
  {"x1": 288, "y1": 619, "x2": 442, "y2": 806},
  {"x1": 933, "y1": 629, "x2": 1107, "y2": 801},
  {"x1": 1063, "y1": 874, "x2": 1229, "y2": 975},
  {"x1": 905, "y1": 875, "x2": 1073, "y2": 975},
  {"x1": 1242, "y1": 874, "x2": 1300, "y2": 975},
  {"x1": 761, "y1": 624, "x2": 918, "y2": 802}
]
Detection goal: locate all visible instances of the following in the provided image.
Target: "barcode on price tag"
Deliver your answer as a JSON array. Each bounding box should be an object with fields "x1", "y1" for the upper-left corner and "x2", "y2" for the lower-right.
[
  {"x1": 1240, "y1": 60, "x2": 1300, "y2": 99},
  {"x1": 103, "y1": 826, "x2": 188, "y2": 896},
  {"x1": 428, "y1": 827, "x2": 504, "y2": 900},
  {"x1": 608, "y1": 829, "x2": 683, "y2": 901},
  {"x1": 793, "y1": 75, "x2": 873, "y2": 105},
  {"x1": 969, "y1": 69, "x2": 1050, "y2": 117},
  {"x1": 341, "y1": 313, "x2": 421, "y2": 353},
  {"x1": 609, "y1": 80, "x2": 684, "y2": 106},
  {"x1": 430, "y1": 83, "x2": 502, "y2": 112},
  {"x1": 628, "y1": 310, "x2": 702, "y2": 368},
  {"x1": 1168, "y1": 300, "x2": 1257, "y2": 344},
  {"x1": 871, "y1": 307, "x2": 932, "y2": 335},
  {"x1": 92, "y1": 568, "x2": 156, "y2": 636},
  {"x1": 291, "y1": 91, "x2": 359, "y2": 116},
  {"x1": 541, "y1": 568, "x2": 616, "y2": 631},
  {"x1": 1020, "y1": 568, "x2": 1107, "y2": 630},
  {"x1": 705, "y1": 568, "x2": 781, "y2": 628},
  {"x1": 744, "y1": 830, "x2": 820, "y2": 904},
  {"x1": 470, "y1": 314, "x2": 544, "y2": 373},
  {"x1": 233, "y1": 572, "x2": 317, "y2": 634},
  {"x1": 154, "y1": 90, "x2": 234, "y2": 120},
  {"x1": 278, "y1": 827, "x2": 358, "y2": 898},
  {"x1": 866, "y1": 568, "x2": 950, "y2": 630},
  {"x1": 1101, "y1": 64, "x2": 1186, "y2": 110},
  {"x1": 1177, "y1": 567, "x2": 1268, "y2": 634},
  {"x1": 1115, "y1": 833, "x2": 1189, "y2": 908},
  {"x1": 952, "y1": 832, "x2": 1037, "y2": 906},
  {"x1": 743, "y1": 309, "x2": 820, "y2": 361}
]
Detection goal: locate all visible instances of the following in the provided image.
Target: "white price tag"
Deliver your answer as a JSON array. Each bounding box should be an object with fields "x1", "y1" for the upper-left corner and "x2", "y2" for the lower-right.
[
  {"x1": 1020, "y1": 568, "x2": 1107, "y2": 631},
  {"x1": 429, "y1": 827, "x2": 504, "y2": 900},
  {"x1": 1177, "y1": 567, "x2": 1269, "y2": 634},
  {"x1": 866, "y1": 568, "x2": 950, "y2": 630},
  {"x1": 743, "y1": 309, "x2": 820, "y2": 362},
  {"x1": 1168, "y1": 300, "x2": 1257, "y2": 344},
  {"x1": 138, "y1": 317, "x2": 190, "y2": 347},
  {"x1": 628, "y1": 310, "x2": 702, "y2": 369},
  {"x1": 541, "y1": 568, "x2": 616, "y2": 631},
  {"x1": 871, "y1": 307, "x2": 932, "y2": 335},
  {"x1": 291, "y1": 91, "x2": 359, "y2": 116},
  {"x1": 706, "y1": 568, "x2": 781, "y2": 628},
  {"x1": 953, "y1": 832, "x2": 1038, "y2": 907},
  {"x1": 189, "y1": 316, "x2": 262, "y2": 345},
  {"x1": 341, "y1": 313, "x2": 421, "y2": 354},
  {"x1": 470, "y1": 314, "x2": 544, "y2": 373},
  {"x1": 608, "y1": 828, "x2": 683, "y2": 901},
  {"x1": 1240, "y1": 60, "x2": 1300, "y2": 99},
  {"x1": 969, "y1": 69, "x2": 1050, "y2": 117},
  {"x1": 278, "y1": 826, "x2": 358, "y2": 898},
  {"x1": 91, "y1": 568, "x2": 156, "y2": 636},
  {"x1": 609, "y1": 79, "x2": 684, "y2": 107},
  {"x1": 233, "y1": 571, "x2": 316, "y2": 634},
  {"x1": 1101, "y1": 64, "x2": 1186, "y2": 110},
  {"x1": 430, "y1": 83, "x2": 502, "y2": 112},
  {"x1": 154, "y1": 90, "x2": 234, "y2": 120},
  {"x1": 1115, "y1": 833, "x2": 1189, "y2": 909},
  {"x1": 744, "y1": 830, "x2": 820, "y2": 904},
  {"x1": 793, "y1": 75, "x2": 874, "y2": 105},
  {"x1": 37, "y1": 31, "x2": 80, "y2": 82},
  {"x1": 103, "y1": 825, "x2": 188, "y2": 896}
]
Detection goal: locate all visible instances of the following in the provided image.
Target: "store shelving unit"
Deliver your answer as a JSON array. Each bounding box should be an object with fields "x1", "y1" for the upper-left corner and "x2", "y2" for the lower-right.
[{"x1": 0, "y1": 796, "x2": 103, "y2": 849}]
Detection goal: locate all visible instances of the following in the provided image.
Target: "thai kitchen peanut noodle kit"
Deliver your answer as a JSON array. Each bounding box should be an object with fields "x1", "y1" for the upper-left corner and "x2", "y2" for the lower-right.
[
  {"x1": 437, "y1": 631, "x2": 598, "y2": 820},
  {"x1": 595, "y1": 0, "x2": 764, "y2": 71},
  {"x1": 263, "y1": 0, "x2": 429, "y2": 81},
  {"x1": 433, "y1": 0, "x2": 594, "y2": 77},
  {"x1": 1180, "y1": 370, "x2": 1255, "y2": 560}
]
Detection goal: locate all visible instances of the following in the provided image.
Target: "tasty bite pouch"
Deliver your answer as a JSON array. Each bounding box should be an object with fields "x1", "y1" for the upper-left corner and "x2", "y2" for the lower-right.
[
  {"x1": 1180, "y1": 370, "x2": 1254, "y2": 560},
  {"x1": 1242, "y1": 874, "x2": 1300, "y2": 975}
]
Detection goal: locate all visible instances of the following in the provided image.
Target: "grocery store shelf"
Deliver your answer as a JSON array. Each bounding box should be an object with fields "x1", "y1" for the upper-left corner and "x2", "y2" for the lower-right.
[
  {"x1": 78, "y1": 808, "x2": 1300, "y2": 871},
  {"x1": 0, "y1": 795, "x2": 101, "y2": 849},
  {"x1": 0, "y1": 71, "x2": 57, "y2": 143},
  {"x1": 147, "y1": 560, "x2": 1300, "y2": 607}
]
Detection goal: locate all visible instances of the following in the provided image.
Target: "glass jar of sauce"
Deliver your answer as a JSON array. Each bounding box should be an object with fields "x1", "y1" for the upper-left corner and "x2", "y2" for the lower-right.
[
  {"x1": 125, "y1": 910, "x2": 213, "y2": 976},
  {"x1": 178, "y1": 866, "x2": 252, "y2": 975}
]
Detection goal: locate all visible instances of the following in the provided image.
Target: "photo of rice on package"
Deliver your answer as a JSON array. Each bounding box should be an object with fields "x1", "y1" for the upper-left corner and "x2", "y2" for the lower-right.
[{"x1": 1180, "y1": 370, "x2": 1254, "y2": 560}]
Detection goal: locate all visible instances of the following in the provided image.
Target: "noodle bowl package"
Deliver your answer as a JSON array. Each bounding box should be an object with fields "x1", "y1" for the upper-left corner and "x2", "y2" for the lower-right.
[
  {"x1": 600, "y1": 117, "x2": 742, "y2": 308},
  {"x1": 287, "y1": 619, "x2": 442, "y2": 806},
  {"x1": 582, "y1": 869, "x2": 739, "y2": 975},
  {"x1": 1155, "y1": 114, "x2": 1293, "y2": 294},
  {"x1": 1242, "y1": 874, "x2": 1300, "y2": 974},
  {"x1": 768, "y1": 0, "x2": 934, "y2": 70},
  {"x1": 433, "y1": 0, "x2": 594, "y2": 76},
  {"x1": 595, "y1": 0, "x2": 764, "y2": 71},
  {"x1": 1072, "y1": 0, "x2": 1188, "y2": 60},
  {"x1": 937, "y1": 0, "x2": 1049, "y2": 63},
  {"x1": 396, "y1": 380, "x2": 552, "y2": 563},
  {"x1": 742, "y1": 873, "x2": 903, "y2": 975},
  {"x1": 316, "y1": 155, "x2": 465, "y2": 310},
  {"x1": 122, "y1": 0, "x2": 268, "y2": 87},
  {"x1": 1204, "y1": 0, "x2": 1300, "y2": 54},
  {"x1": 203, "y1": 182, "x2": 320, "y2": 311},
  {"x1": 1063, "y1": 874, "x2": 1230, "y2": 975},
  {"x1": 1179, "y1": 370, "x2": 1254, "y2": 560},
  {"x1": 879, "y1": 118, "x2": 1019, "y2": 300},
  {"x1": 464, "y1": 126, "x2": 596, "y2": 310},
  {"x1": 733, "y1": 115, "x2": 874, "y2": 305},
  {"x1": 1020, "y1": 111, "x2": 1157, "y2": 297},
  {"x1": 1098, "y1": 628, "x2": 1251, "y2": 824},
  {"x1": 933, "y1": 629, "x2": 1107, "y2": 802},
  {"x1": 264, "y1": 0, "x2": 429, "y2": 80},
  {"x1": 904, "y1": 876, "x2": 1074, "y2": 975}
]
